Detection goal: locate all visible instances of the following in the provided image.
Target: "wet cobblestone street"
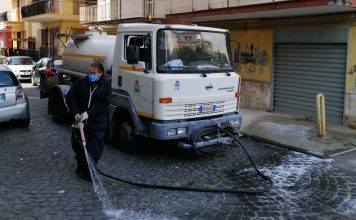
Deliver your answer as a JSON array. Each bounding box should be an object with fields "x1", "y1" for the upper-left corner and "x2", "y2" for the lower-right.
[{"x1": 0, "y1": 84, "x2": 355, "y2": 219}]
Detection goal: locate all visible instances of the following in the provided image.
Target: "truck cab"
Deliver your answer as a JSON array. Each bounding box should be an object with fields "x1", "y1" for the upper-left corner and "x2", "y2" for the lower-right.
[
  {"x1": 47, "y1": 23, "x2": 241, "y2": 152},
  {"x1": 109, "y1": 23, "x2": 241, "y2": 152}
]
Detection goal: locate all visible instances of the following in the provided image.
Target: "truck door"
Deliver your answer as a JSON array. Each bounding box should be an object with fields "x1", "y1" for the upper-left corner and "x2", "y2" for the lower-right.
[{"x1": 117, "y1": 33, "x2": 154, "y2": 119}]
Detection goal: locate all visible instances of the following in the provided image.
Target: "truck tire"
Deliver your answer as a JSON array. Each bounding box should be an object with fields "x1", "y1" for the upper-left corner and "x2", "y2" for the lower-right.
[
  {"x1": 49, "y1": 89, "x2": 68, "y2": 124},
  {"x1": 114, "y1": 113, "x2": 141, "y2": 153},
  {"x1": 40, "y1": 74, "x2": 59, "y2": 98},
  {"x1": 39, "y1": 73, "x2": 48, "y2": 98}
]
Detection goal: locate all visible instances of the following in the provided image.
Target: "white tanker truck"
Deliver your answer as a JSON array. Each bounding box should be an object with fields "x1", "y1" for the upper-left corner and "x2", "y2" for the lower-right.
[{"x1": 46, "y1": 23, "x2": 242, "y2": 152}]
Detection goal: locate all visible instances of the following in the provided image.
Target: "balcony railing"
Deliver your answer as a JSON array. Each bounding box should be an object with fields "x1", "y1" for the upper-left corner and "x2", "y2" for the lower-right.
[
  {"x1": 21, "y1": 0, "x2": 79, "y2": 19},
  {"x1": 166, "y1": 0, "x2": 292, "y2": 14},
  {"x1": 0, "y1": 9, "x2": 20, "y2": 22},
  {"x1": 0, "y1": 12, "x2": 7, "y2": 22},
  {"x1": 80, "y1": 0, "x2": 166, "y2": 24},
  {"x1": 80, "y1": 0, "x2": 292, "y2": 24}
]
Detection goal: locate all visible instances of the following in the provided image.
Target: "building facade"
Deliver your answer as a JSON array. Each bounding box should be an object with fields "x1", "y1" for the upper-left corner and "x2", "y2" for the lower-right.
[
  {"x1": 0, "y1": 0, "x2": 26, "y2": 57},
  {"x1": 21, "y1": 0, "x2": 86, "y2": 58},
  {"x1": 162, "y1": 0, "x2": 356, "y2": 128}
]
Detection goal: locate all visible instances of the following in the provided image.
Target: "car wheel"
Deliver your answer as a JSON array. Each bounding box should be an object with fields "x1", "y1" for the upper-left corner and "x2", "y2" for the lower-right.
[
  {"x1": 19, "y1": 118, "x2": 30, "y2": 128},
  {"x1": 114, "y1": 113, "x2": 141, "y2": 154}
]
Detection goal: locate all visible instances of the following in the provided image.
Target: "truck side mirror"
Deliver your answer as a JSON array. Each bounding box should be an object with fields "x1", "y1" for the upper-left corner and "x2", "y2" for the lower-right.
[{"x1": 126, "y1": 45, "x2": 139, "y2": 65}]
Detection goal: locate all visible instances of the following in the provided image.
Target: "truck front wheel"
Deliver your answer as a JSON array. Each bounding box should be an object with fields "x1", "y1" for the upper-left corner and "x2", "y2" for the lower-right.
[{"x1": 114, "y1": 113, "x2": 141, "y2": 153}]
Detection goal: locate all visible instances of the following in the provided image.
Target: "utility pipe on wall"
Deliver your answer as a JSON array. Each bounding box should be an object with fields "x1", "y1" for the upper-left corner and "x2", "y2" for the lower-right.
[{"x1": 316, "y1": 93, "x2": 326, "y2": 137}]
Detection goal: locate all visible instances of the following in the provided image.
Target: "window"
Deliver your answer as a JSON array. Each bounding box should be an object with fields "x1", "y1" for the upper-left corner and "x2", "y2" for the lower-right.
[
  {"x1": 124, "y1": 34, "x2": 152, "y2": 70},
  {"x1": 0, "y1": 71, "x2": 19, "y2": 87},
  {"x1": 41, "y1": 59, "x2": 49, "y2": 68}
]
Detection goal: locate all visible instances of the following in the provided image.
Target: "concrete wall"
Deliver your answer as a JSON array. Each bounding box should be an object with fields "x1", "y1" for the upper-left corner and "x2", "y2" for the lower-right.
[
  {"x1": 230, "y1": 29, "x2": 273, "y2": 110},
  {"x1": 229, "y1": 24, "x2": 356, "y2": 128},
  {"x1": 0, "y1": 1, "x2": 12, "y2": 13},
  {"x1": 34, "y1": 20, "x2": 85, "y2": 55},
  {"x1": 345, "y1": 26, "x2": 356, "y2": 127}
]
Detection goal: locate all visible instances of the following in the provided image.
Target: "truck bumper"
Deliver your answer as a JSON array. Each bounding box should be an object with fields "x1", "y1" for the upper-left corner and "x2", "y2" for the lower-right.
[{"x1": 149, "y1": 112, "x2": 242, "y2": 142}]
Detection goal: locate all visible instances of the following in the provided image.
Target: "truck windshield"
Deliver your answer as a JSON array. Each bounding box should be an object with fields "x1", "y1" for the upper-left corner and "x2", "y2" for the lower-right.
[{"x1": 157, "y1": 29, "x2": 232, "y2": 73}]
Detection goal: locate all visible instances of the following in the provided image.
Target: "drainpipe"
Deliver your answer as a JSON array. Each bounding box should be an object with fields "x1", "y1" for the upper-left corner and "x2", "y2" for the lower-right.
[
  {"x1": 120, "y1": 0, "x2": 122, "y2": 20},
  {"x1": 17, "y1": 0, "x2": 20, "y2": 22}
]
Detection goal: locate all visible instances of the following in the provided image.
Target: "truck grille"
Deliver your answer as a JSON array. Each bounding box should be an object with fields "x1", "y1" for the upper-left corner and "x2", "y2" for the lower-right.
[
  {"x1": 165, "y1": 99, "x2": 237, "y2": 119},
  {"x1": 183, "y1": 101, "x2": 225, "y2": 117}
]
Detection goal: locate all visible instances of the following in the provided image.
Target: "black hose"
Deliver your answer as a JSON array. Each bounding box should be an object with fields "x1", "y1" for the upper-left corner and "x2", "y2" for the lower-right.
[
  {"x1": 217, "y1": 126, "x2": 273, "y2": 185},
  {"x1": 192, "y1": 127, "x2": 227, "y2": 155},
  {"x1": 75, "y1": 125, "x2": 273, "y2": 194}
]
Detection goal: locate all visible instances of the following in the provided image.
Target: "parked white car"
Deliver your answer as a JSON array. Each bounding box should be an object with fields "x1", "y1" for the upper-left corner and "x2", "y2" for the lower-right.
[
  {"x1": 5, "y1": 56, "x2": 35, "y2": 81},
  {"x1": 0, "y1": 65, "x2": 30, "y2": 127}
]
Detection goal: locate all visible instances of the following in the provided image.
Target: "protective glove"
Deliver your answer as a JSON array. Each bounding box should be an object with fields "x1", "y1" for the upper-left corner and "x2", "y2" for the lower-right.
[
  {"x1": 72, "y1": 121, "x2": 84, "y2": 129},
  {"x1": 80, "y1": 111, "x2": 89, "y2": 122},
  {"x1": 74, "y1": 114, "x2": 81, "y2": 122}
]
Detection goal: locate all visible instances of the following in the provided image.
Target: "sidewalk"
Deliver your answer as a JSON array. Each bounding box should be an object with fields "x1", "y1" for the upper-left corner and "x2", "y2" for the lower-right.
[{"x1": 239, "y1": 108, "x2": 356, "y2": 158}]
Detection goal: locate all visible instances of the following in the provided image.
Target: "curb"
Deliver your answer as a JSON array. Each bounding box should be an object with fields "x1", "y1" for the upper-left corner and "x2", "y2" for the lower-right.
[{"x1": 240, "y1": 132, "x2": 327, "y2": 159}]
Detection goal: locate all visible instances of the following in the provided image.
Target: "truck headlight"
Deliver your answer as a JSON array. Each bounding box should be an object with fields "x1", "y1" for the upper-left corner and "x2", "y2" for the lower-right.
[
  {"x1": 167, "y1": 128, "x2": 176, "y2": 136},
  {"x1": 167, "y1": 127, "x2": 187, "y2": 136},
  {"x1": 177, "y1": 127, "x2": 187, "y2": 136},
  {"x1": 229, "y1": 119, "x2": 240, "y2": 127}
]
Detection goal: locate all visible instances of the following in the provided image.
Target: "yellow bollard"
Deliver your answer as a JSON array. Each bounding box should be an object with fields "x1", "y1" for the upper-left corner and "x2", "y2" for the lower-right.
[{"x1": 316, "y1": 94, "x2": 326, "y2": 137}]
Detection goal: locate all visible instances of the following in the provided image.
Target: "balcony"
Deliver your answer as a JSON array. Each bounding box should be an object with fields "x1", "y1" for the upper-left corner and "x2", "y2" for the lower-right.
[
  {"x1": 0, "y1": 9, "x2": 20, "y2": 23},
  {"x1": 0, "y1": 12, "x2": 7, "y2": 22},
  {"x1": 164, "y1": 0, "x2": 356, "y2": 23},
  {"x1": 165, "y1": 0, "x2": 290, "y2": 14},
  {"x1": 79, "y1": 0, "x2": 293, "y2": 23},
  {"x1": 79, "y1": 0, "x2": 356, "y2": 25},
  {"x1": 80, "y1": 0, "x2": 166, "y2": 25},
  {"x1": 21, "y1": 0, "x2": 80, "y2": 22}
]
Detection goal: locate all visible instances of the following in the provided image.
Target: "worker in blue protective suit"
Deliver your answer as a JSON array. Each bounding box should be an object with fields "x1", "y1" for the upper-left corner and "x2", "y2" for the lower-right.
[{"x1": 66, "y1": 62, "x2": 112, "y2": 181}]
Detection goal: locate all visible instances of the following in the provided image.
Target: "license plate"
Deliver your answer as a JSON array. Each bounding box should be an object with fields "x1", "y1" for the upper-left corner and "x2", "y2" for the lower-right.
[
  {"x1": 0, "y1": 94, "x2": 4, "y2": 102},
  {"x1": 199, "y1": 104, "x2": 217, "y2": 113}
]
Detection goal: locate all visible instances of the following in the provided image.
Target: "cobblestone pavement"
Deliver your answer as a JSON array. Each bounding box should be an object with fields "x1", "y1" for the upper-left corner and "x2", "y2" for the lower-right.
[{"x1": 0, "y1": 84, "x2": 355, "y2": 220}]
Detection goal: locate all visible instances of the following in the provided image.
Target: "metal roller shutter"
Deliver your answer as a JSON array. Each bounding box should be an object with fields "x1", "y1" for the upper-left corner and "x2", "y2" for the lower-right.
[{"x1": 274, "y1": 43, "x2": 346, "y2": 124}]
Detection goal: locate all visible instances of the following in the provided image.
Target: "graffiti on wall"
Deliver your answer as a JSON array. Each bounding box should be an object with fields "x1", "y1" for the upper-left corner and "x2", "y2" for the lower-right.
[
  {"x1": 348, "y1": 65, "x2": 356, "y2": 75},
  {"x1": 234, "y1": 43, "x2": 268, "y2": 75}
]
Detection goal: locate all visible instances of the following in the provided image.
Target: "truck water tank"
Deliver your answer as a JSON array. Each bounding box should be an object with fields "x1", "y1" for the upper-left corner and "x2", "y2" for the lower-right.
[{"x1": 62, "y1": 31, "x2": 116, "y2": 74}]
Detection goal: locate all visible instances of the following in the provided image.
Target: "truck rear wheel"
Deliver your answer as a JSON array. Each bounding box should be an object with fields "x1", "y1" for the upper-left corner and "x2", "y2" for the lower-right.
[
  {"x1": 39, "y1": 73, "x2": 48, "y2": 98},
  {"x1": 49, "y1": 89, "x2": 68, "y2": 124},
  {"x1": 114, "y1": 113, "x2": 141, "y2": 153}
]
